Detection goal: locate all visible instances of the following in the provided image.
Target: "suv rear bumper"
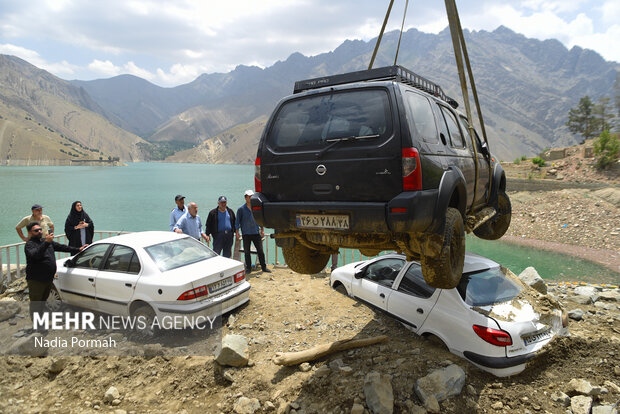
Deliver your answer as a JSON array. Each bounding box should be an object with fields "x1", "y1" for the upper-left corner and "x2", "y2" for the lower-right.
[{"x1": 251, "y1": 190, "x2": 438, "y2": 234}]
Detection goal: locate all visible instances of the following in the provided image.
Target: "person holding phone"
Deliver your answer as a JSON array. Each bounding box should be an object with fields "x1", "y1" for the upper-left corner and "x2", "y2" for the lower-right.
[{"x1": 64, "y1": 201, "x2": 95, "y2": 248}]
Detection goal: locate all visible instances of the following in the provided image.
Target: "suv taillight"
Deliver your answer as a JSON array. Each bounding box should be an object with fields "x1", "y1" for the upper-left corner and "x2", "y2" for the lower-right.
[
  {"x1": 402, "y1": 147, "x2": 422, "y2": 191},
  {"x1": 473, "y1": 324, "x2": 512, "y2": 346},
  {"x1": 255, "y1": 157, "x2": 262, "y2": 192}
]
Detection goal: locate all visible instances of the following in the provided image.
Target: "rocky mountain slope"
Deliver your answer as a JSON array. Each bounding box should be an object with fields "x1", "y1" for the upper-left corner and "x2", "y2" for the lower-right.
[
  {"x1": 0, "y1": 55, "x2": 149, "y2": 163},
  {"x1": 73, "y1": 26, "x2": 619, "y2": 162}
]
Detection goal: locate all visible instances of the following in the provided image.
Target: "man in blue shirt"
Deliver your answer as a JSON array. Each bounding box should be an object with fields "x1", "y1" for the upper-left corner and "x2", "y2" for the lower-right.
[
  {"x1": 235, "y1": 189, "x2": 270, "y2": 273},
  {"x1": 206, "y1": 196, "x2": 236, "y2": 258},
  {"x1": 174, "y1": 202, "x2": 208, "y2": 241},
  {"x1": 169, "y1": 194, "x2": 186, "y2": 231}
]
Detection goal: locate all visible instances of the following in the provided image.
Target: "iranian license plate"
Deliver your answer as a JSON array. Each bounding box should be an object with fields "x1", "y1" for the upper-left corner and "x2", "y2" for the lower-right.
[
  {"x1": 522, "y1": 328, "x2": 552, "y2": 346},
  {"x1": 208, "y1": 277, "x2": 233, "y2": 294},
  {"x1": 296, "y1": 214, "x2": 350, "y2": 230}
]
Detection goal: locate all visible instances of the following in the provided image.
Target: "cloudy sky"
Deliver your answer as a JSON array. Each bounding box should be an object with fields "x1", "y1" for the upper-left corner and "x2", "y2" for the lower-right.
[{"x1": 1, "y1": 0, "x2": 618, "y2": 87}]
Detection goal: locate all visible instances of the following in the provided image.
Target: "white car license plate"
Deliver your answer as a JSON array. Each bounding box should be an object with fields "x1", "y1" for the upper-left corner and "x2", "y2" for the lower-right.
[
  {"x1": 208, "y1": 277, "x2": 233, "y2": 294},
  {"x1": 296, "y1": 214, "x2": 350, "y2": 230},
  {"x1": 522, "y1": 328, "x2": 552, "y2": 346}
]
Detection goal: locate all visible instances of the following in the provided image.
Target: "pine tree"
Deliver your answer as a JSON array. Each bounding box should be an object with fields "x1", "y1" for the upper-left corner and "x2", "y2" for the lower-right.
[{"x1": 567, "y1": 96, "x2": 596, "y2": 142}]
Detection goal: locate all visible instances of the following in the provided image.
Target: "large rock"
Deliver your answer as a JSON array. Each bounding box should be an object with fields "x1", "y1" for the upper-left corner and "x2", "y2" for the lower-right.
[
  {"x1": 592, "y1": 405, "x2": 618, "y2": 414},
  {"x1": 0, "y1": 301, "x2": 20, "y2": 322},
  {"x1": 7, "y1": 333, "x2": 48, "y2": 357},
  {"x1": 104, "y1": 386, "x2": 121, "y2": 403},
  {"x1": 573, "y1": 286, "x2": 599, "y2": 304},
  {"x1": 566, "y1": 378, "x2": 602, "y2": 396},
  {"x1": 414, "y1": 364, "x2": 466, "y2": 406},
  {"x1": 518, "y1": 267, "x2": 547, "y2": 294},
  {"x1": 568, "y1": 309, "x2": 585, "y2": 321},
  {"x1": 216, "y1": 334, "x2": 249, "y2": 367},
  {"x1": 570, "y1": 395, "x2": 593, "y2": 414},
  {"x1": 598, "y1": 290, "x2": 620, "y2": 302},
  {"x1": 233, "y1": 397, "x2": 261, "y2": 414},
  {"x1": 363, "y1": 371, "x2": 394, "y2": 414}
]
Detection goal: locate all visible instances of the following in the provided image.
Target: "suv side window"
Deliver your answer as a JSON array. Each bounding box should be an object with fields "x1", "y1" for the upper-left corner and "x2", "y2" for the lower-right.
[
  {"x1": 364, "y1": 258, "x2": 406, "y2": 287},
  {"x1": 397, "y1": 264, "x2": 436, "y2": 298},
  {"x1": 102, "y1": 245, "x2": 141, "y2": 274},
  {"x1": 438, "y1": 106, "x2": 465, "y2": 148},
  {"x1": 405, "y1": 91, "x2": 439, "y2": 143},
  {"x1": 73, "y1": 244, "x2": 111, "y2": 270}
]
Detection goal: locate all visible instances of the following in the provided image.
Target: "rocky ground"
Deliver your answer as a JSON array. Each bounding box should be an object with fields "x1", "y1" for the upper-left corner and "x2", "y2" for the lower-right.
[{"x1": 0, "y1": 268, "x2": 619, "y2": 414}]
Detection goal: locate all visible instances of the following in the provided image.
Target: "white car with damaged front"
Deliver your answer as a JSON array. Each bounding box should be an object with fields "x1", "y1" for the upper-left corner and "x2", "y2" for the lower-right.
[
  {"x1": 49, "y1": 231, "x2": 250, "y2": 334},
  {"x1": 330, "y1": 252, "x2": 567, "y2": 377}
]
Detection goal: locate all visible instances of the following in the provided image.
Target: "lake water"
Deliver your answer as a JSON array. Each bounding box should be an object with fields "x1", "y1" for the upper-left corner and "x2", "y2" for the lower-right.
[{"x1": 1, "y1": 163, "x2": 618, "y2": 284}]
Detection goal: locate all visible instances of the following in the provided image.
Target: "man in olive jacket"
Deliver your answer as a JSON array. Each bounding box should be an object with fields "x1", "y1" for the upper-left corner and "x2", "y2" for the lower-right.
[
  {"x1": 24, "y1": 221, "x2": 85, "y2": 321},
  {"x1": 206, "y1": 196, "x2": 236, "y2": 258}
]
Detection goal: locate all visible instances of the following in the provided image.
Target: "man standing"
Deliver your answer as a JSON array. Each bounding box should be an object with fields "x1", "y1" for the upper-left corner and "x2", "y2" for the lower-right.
[
  {"x1": 206, "y1": 196, "x2": 236, "y2": 258},
  {"x1": 16, "y1": 204, "x2": 54, "y2": 242},
  {"x1": 25, "y1": 222, "x2": 84, "y2": 321},
  {"x1": 169, "y1": 195, "x2": 186, "y2": 231},
  {"x1": 236, "y1": 190, "x2": 270, "y2": 273},
  {"x1": 173, "y1": 202, "x2": 208, "y2": 241}
]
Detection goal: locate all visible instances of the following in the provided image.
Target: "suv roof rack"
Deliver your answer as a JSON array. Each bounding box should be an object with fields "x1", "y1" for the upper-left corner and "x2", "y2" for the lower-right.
[{"x1": 293, "y1": 65, "x2": 459, "y2": 109}]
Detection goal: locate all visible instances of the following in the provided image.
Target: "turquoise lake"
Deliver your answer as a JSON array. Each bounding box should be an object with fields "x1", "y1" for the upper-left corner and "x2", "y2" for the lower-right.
[{"x1": 1, "y1": 163, "x2": 618, "y2": 284}]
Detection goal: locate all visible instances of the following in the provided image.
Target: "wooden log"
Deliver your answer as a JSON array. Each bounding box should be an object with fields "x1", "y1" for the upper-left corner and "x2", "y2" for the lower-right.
[{"x1": 272, "y1": 335, "x2": 388, "y2": 366}]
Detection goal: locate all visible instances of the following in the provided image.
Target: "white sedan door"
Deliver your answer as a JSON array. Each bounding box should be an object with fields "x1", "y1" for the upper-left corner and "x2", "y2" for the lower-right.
[
  {"x1": 95, "y1": 244, "x2": 142, "y2": 315},
  {"x1": 387, "y1": 263, "x2": 440, "y2": 332},
  {"x1": 350, "y1": 257, "x2": 406, "y2": 310},
  {"x1": 57, "y1": 243, "x2": 111, "y2": 308}
]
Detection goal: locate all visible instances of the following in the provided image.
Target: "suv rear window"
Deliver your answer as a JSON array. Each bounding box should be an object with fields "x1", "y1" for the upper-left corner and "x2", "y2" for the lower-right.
[{"x1": 267, "y1": 89, "x2": 392, "y2": 149}]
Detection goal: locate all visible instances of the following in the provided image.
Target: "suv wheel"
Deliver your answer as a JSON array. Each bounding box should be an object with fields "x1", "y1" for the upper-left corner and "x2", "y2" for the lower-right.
[
  {"x1": 420, "y1": 207, "x2": 465, "y2": 289},
  {"x1": 474, "y1": 191, "x2": 512, "y2": 240},
  {"x1": 282, "y1": 243, "x2": 330, "y2": 274}
]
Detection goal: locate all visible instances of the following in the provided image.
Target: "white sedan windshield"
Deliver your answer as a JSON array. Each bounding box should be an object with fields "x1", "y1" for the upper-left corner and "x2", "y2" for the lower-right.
[
  {"x1": 457, "y1": 267, "x2": 523, "y2": 306},
  {"x1": 145, "y1": 238, "x2": 216, "y2": 272}
]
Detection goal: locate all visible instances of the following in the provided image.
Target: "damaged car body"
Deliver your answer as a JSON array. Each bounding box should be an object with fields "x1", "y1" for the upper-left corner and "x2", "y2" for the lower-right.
[{"x1": 330, "y1": 252, "x2": 568, "y2": 377}]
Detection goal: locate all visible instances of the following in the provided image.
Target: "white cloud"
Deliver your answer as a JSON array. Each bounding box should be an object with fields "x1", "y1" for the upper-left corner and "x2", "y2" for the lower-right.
[{"x1": 88, "y1": 59, "x2": 122, "y2": 77}]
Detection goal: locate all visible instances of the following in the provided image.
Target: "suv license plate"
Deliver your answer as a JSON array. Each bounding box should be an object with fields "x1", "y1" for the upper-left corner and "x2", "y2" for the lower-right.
[
  {"x1": 208, "y1": 277, "x2": 233, "y2": 294},
  {"x1": 522, "y1": 328, "x2": 552, "y2": 346},
  {"x1": 296, "y1": 214, "x2": 350, "y2": 230}
]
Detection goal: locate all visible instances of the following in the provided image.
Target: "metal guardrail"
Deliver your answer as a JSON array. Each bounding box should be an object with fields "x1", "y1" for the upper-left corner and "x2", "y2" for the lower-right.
[{"x1": 0, "y1": 230, "x2": 369, "y2": 290}]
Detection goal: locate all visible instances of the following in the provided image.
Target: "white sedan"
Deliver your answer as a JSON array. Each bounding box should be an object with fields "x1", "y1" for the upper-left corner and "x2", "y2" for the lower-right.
[
  {"x1": 49, "y1": 231, "x2": 250, "y2": 334},
  {"x1": 330, "y1": 252, "x2": 567, "y2": 377}
]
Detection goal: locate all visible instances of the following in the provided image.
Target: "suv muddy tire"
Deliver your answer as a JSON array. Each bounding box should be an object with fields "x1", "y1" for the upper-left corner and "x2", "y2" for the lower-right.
[
  {"x1": 474, "y1": 191, "x2": 512, "y2": 241},
  {"x1": 420, "y1": 207, "x2": 465, "y2": 289},
  {"x1": 282, "y1": 243, "x2": 330, "y2": 275}
]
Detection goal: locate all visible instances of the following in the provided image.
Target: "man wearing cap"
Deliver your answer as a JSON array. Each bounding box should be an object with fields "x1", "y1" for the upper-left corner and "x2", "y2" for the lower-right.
[
  {"x1": 206, "y1": 196, "x2": 236, "y2": 258},
  {"x1": 173, "y1": 202, "x2": 208, "y2": 241},
  {"x1": 236, "y1": 189, "x2": 270, "y2": 273},
  {"x1": 16, "y1": 204, "x2": 54, "y2": 242},
  {"x1": 169, "y1": 195, "x2": 186, "y2": 231}
]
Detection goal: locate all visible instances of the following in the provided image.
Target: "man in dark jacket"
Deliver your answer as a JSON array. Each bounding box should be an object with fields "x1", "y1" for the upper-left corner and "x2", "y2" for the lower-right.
[
  {"x1": 24, "y1": 221, "x2": 85, "y2": 320},
  {"x1": 206, "y1": 196, "x2": 236, "y2": 258}
]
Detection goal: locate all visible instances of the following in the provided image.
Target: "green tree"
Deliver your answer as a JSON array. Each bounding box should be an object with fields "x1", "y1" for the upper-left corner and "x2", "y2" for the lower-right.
[
  {"x1": 594, "y1": 130, "x2": 619, "y2": 169},
  {"x1": 614, "y1": 72, "x2": 620, "y2": 129},
  {"x1": 593, "y1": 97, "x2": 614, "y2": 134},
  {"x1": 567, "y1": 96, "x2": 597, "y2": 141}
]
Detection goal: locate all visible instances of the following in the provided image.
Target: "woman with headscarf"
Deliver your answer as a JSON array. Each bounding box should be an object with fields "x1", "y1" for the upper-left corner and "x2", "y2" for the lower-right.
[{"x1": 64, "y1": 201, "x2": 94, "y2": 248}]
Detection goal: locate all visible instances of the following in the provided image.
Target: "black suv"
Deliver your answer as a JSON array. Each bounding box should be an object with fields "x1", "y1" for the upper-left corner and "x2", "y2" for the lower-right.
[{"x1": 251, "y1": 66, "x2": 511, "y2": 289}]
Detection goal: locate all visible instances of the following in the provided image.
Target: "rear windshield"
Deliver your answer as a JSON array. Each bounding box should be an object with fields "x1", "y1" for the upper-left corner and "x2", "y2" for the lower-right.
[
  {"x1": 456, "y1": 267, "x2": 523, "y2": 306},
  {"x1": 267, "y1": 89, "x2": 392, "y2": 149},
  {"x1": 145, "y1": 237, "x2": 217, "y2": 272}
]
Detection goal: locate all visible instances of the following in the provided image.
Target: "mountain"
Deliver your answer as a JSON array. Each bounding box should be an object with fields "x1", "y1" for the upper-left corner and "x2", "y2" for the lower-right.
[
  {"x1": 72, "y1": 26, "x2": 618, "y2": 162},
  {"x1": 0, "y1": 55, "x2": 149, "y2": 164}
]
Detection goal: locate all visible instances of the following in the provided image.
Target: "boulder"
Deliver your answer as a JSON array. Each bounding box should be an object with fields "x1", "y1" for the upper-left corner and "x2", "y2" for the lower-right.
[
  {"x1": 598, "y1": 290, "x2": 620, "y2": 302},
  {"x1": 414, "y1": 364, "x2": 466, "y2": 405},
  {"x1": 104, "y1": 386, "x2": 120, "y2": 404},
  {"x1": 550, "y1": 391, "x2": 570, "y2": 406},
  {"x1": 233, "y1": 397, "x2": 261, "y2": 414},
  {"x1": 363, "y1": 371, "x2": 394, "y2": 414},
  {"x1": 49, "y1": 357, "x2": 68, "y2": 374},
  {"x1": 518, "y1": 267, "x2": 547, "y2": 294},
  {"x1": 592, "y1": 405, "x2": 618, "y2": 414},
  {"x1": 573, "y1": 286, "x2": 599, "y2": 303},
  {"x1": 570, "y1": 395, "x2": 593, "y2": 414},
  {"x1": 566, "y1": 378, "x2": 602, "y2": 396},
  {"x1": 568, "y1": 309, "x2": 585, "y2": 321},
  {"x1": 216, "y1": 334, "x2": 249, "y2": 367},
  {"x1": 0, "y1": 301, "x2": 20, "y2": 322},
  {"x1": 7, "y1": 333, "x2": 48, "y2": 357}
]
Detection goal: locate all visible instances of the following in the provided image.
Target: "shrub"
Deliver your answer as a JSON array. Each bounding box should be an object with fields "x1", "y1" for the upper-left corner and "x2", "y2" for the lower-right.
[
  {"x1": 521, "y1": 155, "x2": 527, "y2": 161},
  {"x1": 513, "y1": 157, "x2": 521, "y2": 165},
  {"x1": 531, "y1": 156, "x2": 545, "y2": 167},
  {"x1": 594, "y1": 130, "x2": 620, "y2": 170}
]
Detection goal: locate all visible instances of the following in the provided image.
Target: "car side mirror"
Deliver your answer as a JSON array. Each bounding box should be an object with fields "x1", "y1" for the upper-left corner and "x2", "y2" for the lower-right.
[
  {"x1": 354, "y1": 268, "x2": 364, "y2": 279},
  {"x1": 64, "y1": 258, "x2": 75, "y2": 268},
  {"x1": 480, "y1": 141, "x2": 490, "y2": 157}
]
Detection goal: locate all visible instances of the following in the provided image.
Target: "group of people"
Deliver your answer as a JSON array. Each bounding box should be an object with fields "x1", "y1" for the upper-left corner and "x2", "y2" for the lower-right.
[
  {"x1": 16, "y1": 202, "x2": 95, "y2": 248},
  {"x1": 16, "y1": 203, "x2": 92, "y2": 326},
  {"x1": 169, "y1": 190, "x2": 271, "y2": 274}
]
